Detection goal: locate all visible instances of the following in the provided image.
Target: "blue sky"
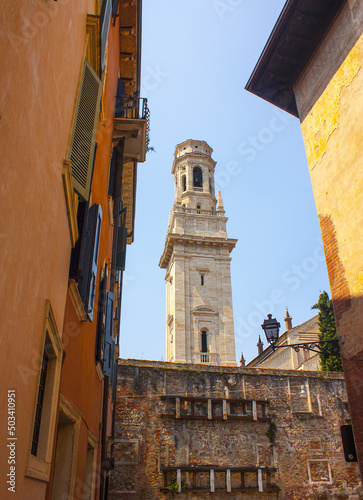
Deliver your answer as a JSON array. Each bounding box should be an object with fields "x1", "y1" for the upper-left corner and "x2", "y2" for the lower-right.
[{"x1": 119, "y1": 0, "x2": 331, "y2": 364}]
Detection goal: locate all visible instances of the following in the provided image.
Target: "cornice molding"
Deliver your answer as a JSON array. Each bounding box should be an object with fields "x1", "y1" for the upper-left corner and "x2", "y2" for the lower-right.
[{"x1": 172, "y1": 153, "x2": 216, "y2": 174}]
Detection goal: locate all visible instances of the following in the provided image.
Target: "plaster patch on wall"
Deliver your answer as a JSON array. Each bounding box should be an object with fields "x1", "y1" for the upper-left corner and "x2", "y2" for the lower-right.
[
  {"x1": 301, "y1": 38, "x2": 361, "y2": 170},
  {"x1": 353, "y1": 271, "x2": 363, "y2": 296}
]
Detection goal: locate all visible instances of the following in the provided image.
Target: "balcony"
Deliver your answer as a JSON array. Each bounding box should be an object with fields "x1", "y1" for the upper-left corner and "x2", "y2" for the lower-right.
[
  {"x1": 197, "y1": 352, "x2": 218, "y2": 364},
  {"x1": 113, "y1": 95, "x2": 150, "y2": 163},
  {"x1": 175, "y1": 206, "x2": 219, "y2": 217}
]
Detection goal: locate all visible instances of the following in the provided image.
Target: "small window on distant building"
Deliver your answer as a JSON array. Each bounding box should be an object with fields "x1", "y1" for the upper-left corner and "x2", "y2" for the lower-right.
[
  {"x1": 182, "y1": 174, "x2": 186, "y2": 192},
  {"x1": 201, "y1": 275, "x2": 204, "y2": 286},
  {"x1": 209, "y1": 178, "x2": 212, "y2": 193},
  {"x1": 193, "y1": 167, "x2": 203, "y2": 188},
  {"x1": 196, "y1": 204, "x2": 201, "y2": 214},
  {"x1": 201, "y1": 330, "x2": 208, "y2": 353}
]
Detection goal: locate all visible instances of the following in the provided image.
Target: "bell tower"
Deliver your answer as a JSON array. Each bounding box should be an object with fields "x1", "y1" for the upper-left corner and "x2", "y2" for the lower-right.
[{"x1": 159, "y1": 139, "x2": 237, "y2": 366}]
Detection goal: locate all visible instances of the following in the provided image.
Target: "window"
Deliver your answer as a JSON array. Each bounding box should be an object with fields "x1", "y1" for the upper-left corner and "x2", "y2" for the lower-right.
[
  {"x1": 68, "y1": 139, "x2": 98, "y2": 282},
  {"x1": 196, "y1": 204, "x2": 201, "y2": 214},
  {"x1": 83, "y1": 432, "x2": 98, "y2": 500},
  {"x1": 26, "y1": 301, "x2": 63, "y2": 482},
  {"x1": 201, "y1": 331, "x2": 208, "y2": 353},
  {"x1": 193, "y1": 167, "x2": 203, "y2": 188},
  {"x1": 78, "y1": 204, "x2": 102, "y2": 321},
  {"x1": 209, "y1": 178, "x2": 212, "y2": 193},
  {"x1": 51, "y1": 396, "x2": 81, "y2": 499},
  {"x1": 201, "y1": 275, "x2": 204, "y2": 286},
  {"x1": 182, "y1": 174, "x2": 186, "y2": 192},
  {"x1": 114, "y1": 79, "x2": 125, "y2": 118},
  {"x1": 31, "y1": 348, "x2": 49, "y2": 456},
  {"x1": 69, "y1": 200, "x2": 89, "y2": 281}
]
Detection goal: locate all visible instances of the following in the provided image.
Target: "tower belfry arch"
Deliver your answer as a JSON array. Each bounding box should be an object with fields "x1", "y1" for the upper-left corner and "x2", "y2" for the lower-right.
[{"x1": 159, "y1": 140, "x2": 237, "y2": 366}]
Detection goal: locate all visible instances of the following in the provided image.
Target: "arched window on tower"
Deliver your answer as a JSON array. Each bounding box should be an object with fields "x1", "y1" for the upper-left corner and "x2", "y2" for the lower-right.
[
  {"x1": 196, "y1": 204, "x2": 201, "y2": 214},
  {"x1": 201, "y1": 330, "x2": 208, "y2": 353},
  {"x1": 182, "y1": 174, "x2": 186, "y2": 192},
  {"x1": 209, "y1": 178, "x2": 212, "y2": 193},
  {"x1": 193, "y1": 167, "x2": 203, "y2": 188}
]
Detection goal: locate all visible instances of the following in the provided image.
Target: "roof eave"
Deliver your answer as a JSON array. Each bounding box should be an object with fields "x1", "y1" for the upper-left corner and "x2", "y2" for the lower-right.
[{"x1": 245, "y1": 0, "x2": 346, "y2": 117}]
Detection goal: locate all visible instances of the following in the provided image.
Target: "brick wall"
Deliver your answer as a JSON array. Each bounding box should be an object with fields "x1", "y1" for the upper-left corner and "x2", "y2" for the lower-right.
[{"x1": 109, "y1": 360, "x2": 361, "y2": 499}]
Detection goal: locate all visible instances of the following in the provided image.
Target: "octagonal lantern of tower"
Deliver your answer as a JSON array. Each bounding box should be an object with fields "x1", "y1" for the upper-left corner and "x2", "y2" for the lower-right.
[{"x1": 159, "y1": 140, "x2": 237, "y2": 366}]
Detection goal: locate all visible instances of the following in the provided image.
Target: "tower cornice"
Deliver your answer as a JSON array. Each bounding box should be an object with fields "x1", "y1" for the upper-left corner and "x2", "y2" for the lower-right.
[
  {"x1": 159, "y1": 233, "x2": 237, "y2": 269},
  {"x1": 172, "y1": 153, "x2": 217, "y2": 174}
]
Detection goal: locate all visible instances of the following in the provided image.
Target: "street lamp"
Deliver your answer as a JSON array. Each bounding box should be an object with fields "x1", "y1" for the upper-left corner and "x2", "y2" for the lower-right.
[
  {"x1": 261, "y1": 314, "x2": 280, "y2": 344},
  {"x1": 261, "y1": 314, "x2": 339, "y2": 353}
]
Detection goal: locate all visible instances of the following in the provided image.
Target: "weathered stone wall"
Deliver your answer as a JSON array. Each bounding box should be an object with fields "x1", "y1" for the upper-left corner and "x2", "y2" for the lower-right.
[{"x1": 109, "y1": 360, "x2": 361, "y2": 500}]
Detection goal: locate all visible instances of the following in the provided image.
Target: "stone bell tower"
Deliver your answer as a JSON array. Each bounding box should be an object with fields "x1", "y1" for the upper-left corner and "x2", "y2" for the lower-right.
[{"x1": 159, "y1": 139, "x2": 237, "y2": 366}]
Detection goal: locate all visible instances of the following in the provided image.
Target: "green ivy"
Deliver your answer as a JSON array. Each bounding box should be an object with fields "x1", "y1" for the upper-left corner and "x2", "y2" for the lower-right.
[
  {"x1": 167, "y1": 477, "x2": 187, "y2": 498},
  {"x1": 266, "y1": 421, "x2": 277, "y2": 443}
]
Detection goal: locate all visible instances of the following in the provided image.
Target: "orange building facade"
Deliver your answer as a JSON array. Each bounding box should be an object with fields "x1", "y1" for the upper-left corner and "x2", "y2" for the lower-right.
[{"x1": 0, "y1": 1, "x2": 147, "y2": 498}]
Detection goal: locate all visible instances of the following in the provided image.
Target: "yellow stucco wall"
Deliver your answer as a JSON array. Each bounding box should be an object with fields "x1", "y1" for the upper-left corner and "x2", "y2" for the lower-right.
[{"x1": 299, "y1": 34, "x2": 363, "y2": 358}]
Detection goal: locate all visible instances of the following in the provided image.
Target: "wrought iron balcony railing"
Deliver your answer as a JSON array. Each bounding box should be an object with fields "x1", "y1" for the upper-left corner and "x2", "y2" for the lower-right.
[{"x1": 115, "y1": 95, "x2": 151, "y2": 152}]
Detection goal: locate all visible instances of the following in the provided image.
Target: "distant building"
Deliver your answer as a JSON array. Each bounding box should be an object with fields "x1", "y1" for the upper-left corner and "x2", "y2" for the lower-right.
[
  {"x1": 246, "y1": 0, "x2": 363, "y2": 477},
  {"x1": 159, "y1": 140, "x2": 237, "y2": 366},
  {"x1": 247, "y1": 312, "x2": 321, "y2": 371}
]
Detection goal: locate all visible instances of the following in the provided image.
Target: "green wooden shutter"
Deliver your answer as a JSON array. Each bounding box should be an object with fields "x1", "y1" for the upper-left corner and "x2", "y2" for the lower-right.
[
  {"x1": 78, "y1": 203, "x2": 102, "y2": 321},
  {"x1": 69, "y1": 59, "x2": 102, "y2": 201},
  {"x1": 103, "y1": 291, "x2": 114, "y2": 377},
  {"x1": 116, "y1": 208, "x2": 127, "y2": 271},
  {"x1": 96, "y1": 266, "x2": 108, "y2": 362},
  {"x1": 101, "y1": 0, "x2": 112, "y2": 70},
  {"x1": 108, "y1": 147, "x2": 117, "y2": 198}
]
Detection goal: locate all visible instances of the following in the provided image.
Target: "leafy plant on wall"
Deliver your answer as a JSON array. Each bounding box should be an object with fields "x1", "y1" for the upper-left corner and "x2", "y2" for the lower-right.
[
  {"x1": 312, "y1": 291, "x2": 342, "y2": 372},
  {"x1": 167, "y1": 477, "x2": 187, "y2": 498}
]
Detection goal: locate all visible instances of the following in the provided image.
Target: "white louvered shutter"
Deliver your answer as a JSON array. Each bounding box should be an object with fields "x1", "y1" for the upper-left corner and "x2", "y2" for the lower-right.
[{"x1": 69, "y1": 59, "x2": 102, "y2": 201}]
